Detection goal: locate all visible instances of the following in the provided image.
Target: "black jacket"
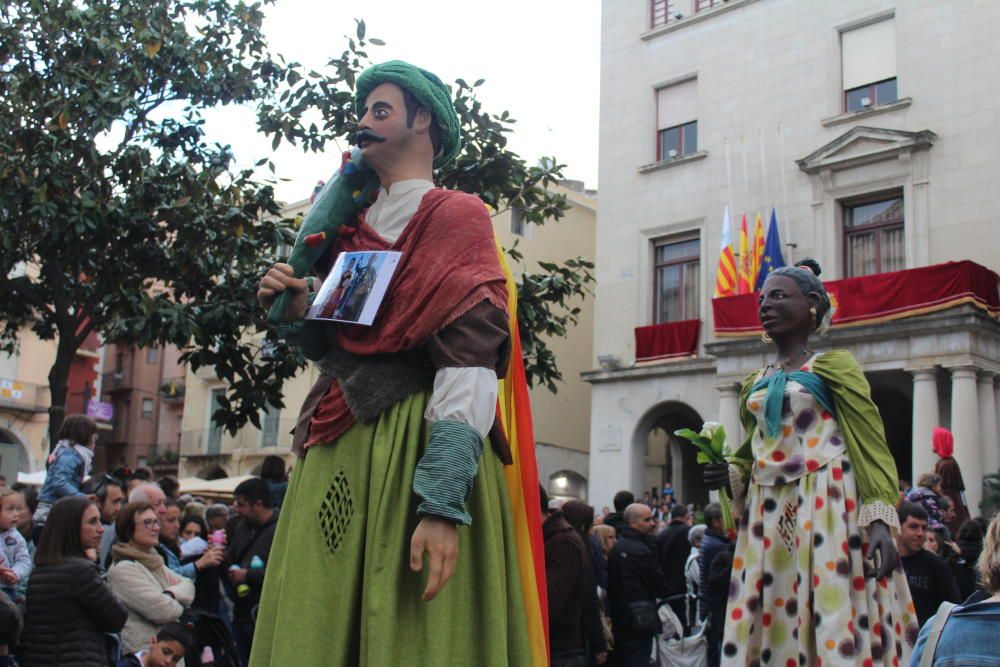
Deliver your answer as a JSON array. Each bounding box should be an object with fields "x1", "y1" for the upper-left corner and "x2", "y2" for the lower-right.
[
  {"x1": 22, "y1": 557, "x2": 129, "y2": 666},
  {"x1": 227, "y1": 510, "x2": 279, "y2": 622},
  {"x1": 607, "y1": 527, "x2": 670, "y2": 638},
  {"x1": 604, "y1": 512, "x2": 626, "y2": 536},
  {"x1": 655, "y1": 520, "x2": 691, "y2": 597},
  {"x1": 543, "y1": 511, "x2": 606, "y2": 656}
]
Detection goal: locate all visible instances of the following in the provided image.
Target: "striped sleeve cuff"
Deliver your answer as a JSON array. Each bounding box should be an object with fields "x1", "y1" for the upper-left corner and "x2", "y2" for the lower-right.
[{"x1": 413, "y1": 420, "x2": 484, "y2": 526}]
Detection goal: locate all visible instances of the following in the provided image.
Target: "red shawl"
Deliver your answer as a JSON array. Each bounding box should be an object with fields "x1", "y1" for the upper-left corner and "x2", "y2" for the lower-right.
[{"x1": 305, "y1": 188, "x2": 508, "y2": 447}]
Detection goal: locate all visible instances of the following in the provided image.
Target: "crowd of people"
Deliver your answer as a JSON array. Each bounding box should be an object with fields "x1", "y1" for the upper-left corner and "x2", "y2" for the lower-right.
[
  {"x1": 543, "y1": 484, "x2": 1000, "y2": 667},
  {"x1": 0, "y1": 414, "x2": 289, "y2": 667}
]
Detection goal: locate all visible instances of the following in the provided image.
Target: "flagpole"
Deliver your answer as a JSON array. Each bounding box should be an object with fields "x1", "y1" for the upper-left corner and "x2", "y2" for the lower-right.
[
  {"x1": 777, "y1": 121, "x2": 794, "y2": 264},
  {"x1": 725, "y1": 137, "x2": 734, "y2": 214},
  {"x1": 741, "y1": 134, "x2": 750, "y2": 216}
]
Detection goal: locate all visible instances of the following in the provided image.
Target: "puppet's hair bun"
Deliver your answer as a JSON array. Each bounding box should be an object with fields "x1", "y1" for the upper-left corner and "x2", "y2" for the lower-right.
[{"x1": 795, "y1": 258, "x2": 822, "y2": 277}]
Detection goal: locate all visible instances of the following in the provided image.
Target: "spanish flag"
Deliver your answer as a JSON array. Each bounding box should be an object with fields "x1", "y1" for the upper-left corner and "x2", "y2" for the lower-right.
[
  {"x1": 752, "y1": 211, "x2": 766, "y2": 289},
  {"x1": 714, "y1": 206, "x2": 737, "y2": 297},
  {"x1": 493, "y1": 234, "x2": 549, "y2": 666},
  {"x1": 737, "y1": 213, "x2": 753, "y2": 294}
]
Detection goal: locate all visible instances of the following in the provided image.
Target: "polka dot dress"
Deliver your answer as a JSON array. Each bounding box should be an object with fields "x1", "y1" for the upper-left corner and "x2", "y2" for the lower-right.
[{"x1": 721, "y1": 359, "x2": 918, "y2": 667}]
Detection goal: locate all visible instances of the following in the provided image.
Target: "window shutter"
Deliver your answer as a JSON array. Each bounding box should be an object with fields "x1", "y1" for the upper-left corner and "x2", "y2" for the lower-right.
[
  {"x1": 657, "y1": 79, "x2": 698, "y2": 131},
  {"x1": 841, "y1": 19, "x2": 896, "y2": 90}
]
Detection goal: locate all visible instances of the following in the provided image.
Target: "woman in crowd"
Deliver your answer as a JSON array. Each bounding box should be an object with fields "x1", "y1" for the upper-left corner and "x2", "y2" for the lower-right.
[
  {"x1": 22, "y1": 496, "x2": 128, "y2": 666},
  {"x1": 909, "y1": 514, "x2": 1000, "y2": 664},
  {"x1": 954, "y1": 519, "x2": 985, "y2": 600},
  {"x1": 908, "y1": 473, "x2": 948, "y2": 534},
  {"x1": 260, "y1": 455, "x2": 288, "y2": 510},
  {"x1": 684, "y1": 523, "x2": 706, "y2": 627},
  {"x1": 158, "y1": 498, "x2": 223, "y2": 580},
  {"x1": 931, "y1": 427, "x2": 970, "y2": 536},
  {"x1": 108, "y1": 501, "x2": 194, "y2": 654},
  {"x1": 704, "y1": 260, "x2": 916, "y2": 666},
  {"x1": 32, "y1": 414, "x2": 98, "y2": 537}
]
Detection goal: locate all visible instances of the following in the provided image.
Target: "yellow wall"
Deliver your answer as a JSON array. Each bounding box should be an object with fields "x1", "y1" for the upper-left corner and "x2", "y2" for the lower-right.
[
  {"x1": 0, "y1": 327, "x2": 58, "y2": 472},
  {"x1": 492, "y1": 183, "x2": 597, "y2": 454}
]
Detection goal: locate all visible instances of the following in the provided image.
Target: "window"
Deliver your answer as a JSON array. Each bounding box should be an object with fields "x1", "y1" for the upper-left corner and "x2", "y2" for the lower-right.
[
  {"x1": 841, "y1": 18, "x2": 897, "y2": 112},
  {"x1": 510, "y1": 207, "x2": 530, "y2": 238},
  {"x1": 142, "y1": 398, "x2": 154, "y2": 417},
  {"x1": 650, "y1": 0, "x2": 673, "y2": 29},
  {"x1": 146, "y1": 346, "x2": 158, "y2": 364},
  {"x1": 656, "y1": 79, "x2": 698, "y2": 161},
  {"x1": 695, "y1": 0, "x2": 720, "y2": 11},
  {"x1": 260, "y1": 405, "x2": 280, "y2": 448},
  {"x1": 844, "y1": 196, "x2": 905, "y2": 277},
  {"x1": 653, "y1": 236, "x2": 700, "y2": 323},
  {"x1": 207, "y1": 388, "x2": 225, "y2": 454}
]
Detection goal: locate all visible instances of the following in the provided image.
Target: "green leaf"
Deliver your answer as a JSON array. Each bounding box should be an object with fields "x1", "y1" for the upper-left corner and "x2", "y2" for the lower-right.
[{"x1": 711, "y1": 425, "x2": 727, "y2": 455}]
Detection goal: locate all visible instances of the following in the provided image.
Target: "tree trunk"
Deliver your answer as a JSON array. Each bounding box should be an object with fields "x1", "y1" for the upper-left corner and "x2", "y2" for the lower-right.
[{"x1": 47, "y1": 336, "x2": 75, "y2": 452}]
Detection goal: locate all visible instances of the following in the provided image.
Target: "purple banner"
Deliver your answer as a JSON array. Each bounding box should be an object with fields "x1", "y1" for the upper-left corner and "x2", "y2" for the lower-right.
[{"x1": 86, "y1": 399, "x2": 114, "y2": 422}]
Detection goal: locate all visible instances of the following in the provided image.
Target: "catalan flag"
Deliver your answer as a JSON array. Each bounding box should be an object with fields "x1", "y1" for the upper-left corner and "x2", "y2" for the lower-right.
[
  {"x1": 714, "y1": 206, "x2": 737, "y2": 297},
  {"x1": 751, "y1": 211, "x2": 766, "y2": 289},
  {"x1": 737, "y1": 213, "x2": 753, "y2": 294},
  {"x1": 755, "y1": 208, "x2": 787, "y2": 290}
]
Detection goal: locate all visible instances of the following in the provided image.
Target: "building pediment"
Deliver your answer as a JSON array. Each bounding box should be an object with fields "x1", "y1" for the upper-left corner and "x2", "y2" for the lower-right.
[{"x1": 796, "y1": 126, "x2": 936, "y2": 175}]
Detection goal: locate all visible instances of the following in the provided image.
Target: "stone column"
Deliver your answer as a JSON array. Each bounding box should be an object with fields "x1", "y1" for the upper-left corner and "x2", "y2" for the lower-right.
[
  {"x1": 909, "y1": 367, "x2": 940, "y2": 484},
  {"x1": 949, "y1": 366, "x2": 982, "y2": 514},
  {"x1": 716, "y1": 383, "x2": 742, "y2": 454},
  {"x1": 979, "y1": 372, "x2": 1000, "y2": 476}
]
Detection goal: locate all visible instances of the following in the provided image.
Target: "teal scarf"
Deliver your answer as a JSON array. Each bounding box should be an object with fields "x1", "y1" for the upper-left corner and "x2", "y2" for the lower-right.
[{"x1": 751, "y1": 370, "x2": 836, "y2": 437}]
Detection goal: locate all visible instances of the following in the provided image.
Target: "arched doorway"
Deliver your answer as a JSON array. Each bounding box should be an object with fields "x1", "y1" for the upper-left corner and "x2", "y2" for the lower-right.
[
  {"x1": 869, "y1": 383, "x2": 913, "y2": 484},
  {"x1": 0, "y1": 427, "x2": 31, "y2": 474},
  {"x1": 637, "y1": 402, "x2": 707, "y2": 506},
  {"x1": 198, "y1": 464, "x2": 229, "y2": 480},
  {"x1": 548, "y1": 470, "x2": 587, "y2": 501}
]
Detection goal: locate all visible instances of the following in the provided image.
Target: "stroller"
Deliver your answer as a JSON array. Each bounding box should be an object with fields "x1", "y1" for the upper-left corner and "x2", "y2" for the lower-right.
[
  {"x1": 181, "y1": 608, "x2": 242, "y2": 667},
  {"x1": 655, "y1": 593, "x2": 708, "y2": 667}
]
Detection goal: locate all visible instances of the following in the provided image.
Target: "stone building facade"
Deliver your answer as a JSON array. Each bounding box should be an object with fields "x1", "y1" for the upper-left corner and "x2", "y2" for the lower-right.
[{"x1": 588, "y1": 0, "x2": 1000, "y2": 512}]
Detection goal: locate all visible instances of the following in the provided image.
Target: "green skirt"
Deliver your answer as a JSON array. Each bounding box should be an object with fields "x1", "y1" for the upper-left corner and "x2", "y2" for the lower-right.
[{"x1": 249, "y1": 391, "x2": 532, "y2": 666}]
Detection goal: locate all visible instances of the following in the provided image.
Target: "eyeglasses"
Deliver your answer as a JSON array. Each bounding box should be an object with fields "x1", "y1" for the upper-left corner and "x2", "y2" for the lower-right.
[{"x1": 141, "y1": 518, "x2": 161, "y2": 529}]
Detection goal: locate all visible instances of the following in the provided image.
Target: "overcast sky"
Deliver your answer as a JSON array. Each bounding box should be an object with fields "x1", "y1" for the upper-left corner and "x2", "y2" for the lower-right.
[{"x1": 200, "y1": 0, "x2": 602, "y2": 204}]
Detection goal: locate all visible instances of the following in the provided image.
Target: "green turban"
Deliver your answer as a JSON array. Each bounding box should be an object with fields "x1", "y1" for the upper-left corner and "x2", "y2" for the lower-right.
[{"x1": 355, "y1": 60, "x2": 462, "y2": 168}]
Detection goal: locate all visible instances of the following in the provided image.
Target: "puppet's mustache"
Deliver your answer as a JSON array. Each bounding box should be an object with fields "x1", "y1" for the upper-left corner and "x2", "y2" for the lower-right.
[{"x1": 353, "y1": 128, "x2": 386, "y2": 145}]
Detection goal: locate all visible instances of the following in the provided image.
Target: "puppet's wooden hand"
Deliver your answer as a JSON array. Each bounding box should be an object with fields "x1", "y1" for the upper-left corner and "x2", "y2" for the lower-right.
[
  {"x1": 409, "y1": 515, "x2": 459, "y2": 602},
  {"x1": 257, "y1": 263, "x2": 309, "y2": 321}
]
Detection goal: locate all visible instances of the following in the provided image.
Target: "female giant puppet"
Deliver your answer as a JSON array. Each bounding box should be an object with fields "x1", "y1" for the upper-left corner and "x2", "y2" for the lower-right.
[
  {"x1": 703, "y1": 261, "x2": 918, "y2": 666},
  {"x1": 254, "y1": 61, "x2": 547, "y2": 666}
]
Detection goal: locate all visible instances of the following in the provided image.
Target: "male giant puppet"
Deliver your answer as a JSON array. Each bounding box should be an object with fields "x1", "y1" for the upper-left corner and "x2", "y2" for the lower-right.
[{"x1": 254, "y1": 61, "x2": 547, "y2": 665}]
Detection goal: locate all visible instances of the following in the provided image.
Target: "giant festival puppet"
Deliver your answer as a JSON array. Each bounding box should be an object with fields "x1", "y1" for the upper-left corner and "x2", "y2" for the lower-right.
[
  {"x1": 703, "y1": 261, "x2": 918, "y2": 666},
  {"x1": 254, "y1": 61, "x2": 548, "y2": 665}
]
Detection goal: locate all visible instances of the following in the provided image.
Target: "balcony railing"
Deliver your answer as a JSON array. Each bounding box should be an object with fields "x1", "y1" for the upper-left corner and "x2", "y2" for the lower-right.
[
  {"x1": 160, "y1": 377, "x2": 185, "y2": 403},
  {"x1": 101, "y1": 367, "x2": 134, "y2": 393},
  {"x1": 0, "y1": 379, "x2": 49, "y2": 413}
]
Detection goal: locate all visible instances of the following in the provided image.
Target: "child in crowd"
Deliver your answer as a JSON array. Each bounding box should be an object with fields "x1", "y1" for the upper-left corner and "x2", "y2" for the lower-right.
[
  {"x1": 33, "y1": 414, "x2": 98, "y2": 536},
  {"x1": 117, "y1": 622, "x2": 193, "y2": 667},
  {"x1": 0, "y1": 488, "x2": 31, "y2": 602}
]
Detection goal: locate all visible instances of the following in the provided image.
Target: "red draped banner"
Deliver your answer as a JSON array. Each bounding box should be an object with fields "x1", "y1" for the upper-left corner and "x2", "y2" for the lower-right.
[
  {"x1": 635, "y1": 319, "x2": 701, "y2": 362},
  {"x1": 712, "y1": 261, "x2": 1000, "y2": 337}
]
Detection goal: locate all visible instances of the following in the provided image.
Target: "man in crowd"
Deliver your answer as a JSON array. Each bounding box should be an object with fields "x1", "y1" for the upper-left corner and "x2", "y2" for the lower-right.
[
  {"x1": 83, "y1": 473, "x2": 126, "y2": 569},
  {"x1": 656, "y1": 503, "x2": 692, "y2": 626},
  {"x1": 897, "y1": 502, "x2": 960, "y2": 626},
  {"x1": 604, "y1": 490, "x2": 634, "y2": 536},
  {"x1": 227, "y1": 477, "x2": 279, "y2": 663},
  {"x1": 540, "y1": 488, "x2": 607, "y2": 666},
  {"x1": 607, "y1": 503, "x2": 669, "y2": 666},
  {"x1": 698, "y1": 502, "x2": 732, "y2": 667}
]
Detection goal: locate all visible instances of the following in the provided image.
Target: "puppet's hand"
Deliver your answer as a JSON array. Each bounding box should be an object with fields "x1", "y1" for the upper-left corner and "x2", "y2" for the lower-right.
[
  {"x1": 409, "y1": 515, "x2": 459, "y2": 602},
  {"x1": 866, "y1": 520, "x2": 898, "y2": 580},
  {"x1": 257, "y1": 263, "x2": 309, "y2": 321}
]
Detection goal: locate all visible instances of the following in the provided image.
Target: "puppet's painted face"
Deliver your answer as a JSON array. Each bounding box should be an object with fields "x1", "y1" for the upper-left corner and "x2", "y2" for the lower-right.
[
  {"x1": 357, "y1": 82, "x2": 425, "y2": 170},
  {"x1": 758, "y1": 274, "x2": 816, "y2": 339}
]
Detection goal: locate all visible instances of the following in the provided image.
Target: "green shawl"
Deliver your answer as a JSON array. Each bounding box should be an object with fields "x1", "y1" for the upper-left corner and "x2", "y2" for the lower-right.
[{"x1": 730, "y1": 349, "x2": 899, "y2": 508}]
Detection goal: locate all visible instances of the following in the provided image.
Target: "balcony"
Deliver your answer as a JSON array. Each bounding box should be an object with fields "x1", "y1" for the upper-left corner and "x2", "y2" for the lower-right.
[
  {"x1": 0, "y1": 379, "x2": 49, "y2": 414},
  {"x1": 712, "y1": 261, "x2": 999, "y2": 337},
  {"x1": 160, "y1": 378, "x2": 185, "y2": 403},
  {"x1": 101, "y1": 367, "x2": 134, "y2": 393},
  {"x1": 635, "y1": 319, "x2": 701, "y2": 363}
]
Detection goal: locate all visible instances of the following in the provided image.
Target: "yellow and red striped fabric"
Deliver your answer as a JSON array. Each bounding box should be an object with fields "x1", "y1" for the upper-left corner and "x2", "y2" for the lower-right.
[
  {"x1": 493, "y1": 233, "x2": 549, "y2": 666},
  {"x1": 714, "y1": 206, "x2": 737, "y2": 298},
  {"x1": 737, "y1": 213, "x2": 753, "y2": 294}
]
